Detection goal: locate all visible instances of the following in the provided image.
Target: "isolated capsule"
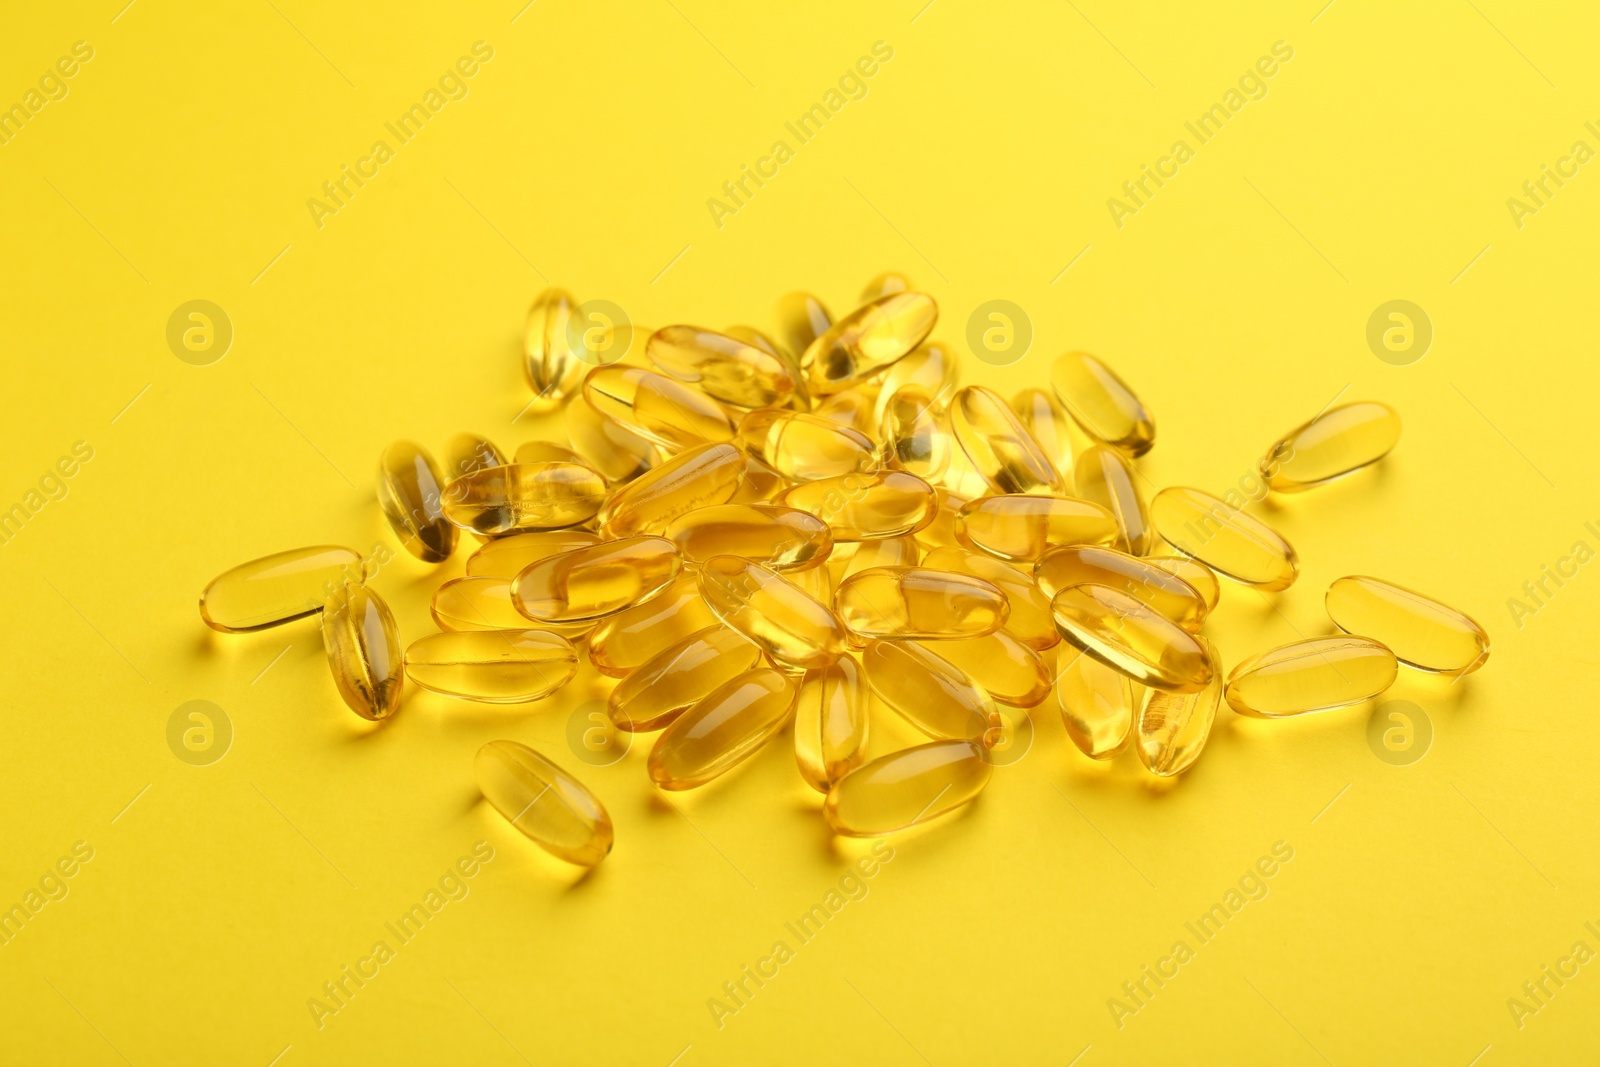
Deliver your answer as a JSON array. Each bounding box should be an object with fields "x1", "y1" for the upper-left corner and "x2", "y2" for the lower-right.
[
  {"x1": 921, "y1": 631, "x2": 1051, "y2": 708},
  {"x1": 738, "y1": 408, "x2": 876, "y2": 482},
  {"x1": 322, "y1": 583, "x2": 403, "y2": 721},
  {"x1": 1050, "y1": 351, "x2": 1155, "y2": 456},
  {"x1": 1057, "y1": 651, "x2": 1139, "y2": 759},
  {"x1": 597, "y1": 442, "x2": 747, "y2": 538},
  {"x1": 608, "y1": 627, "x2": 762, "y2": 732},
  {"x1": 1051, "y1": 585, "x2": 1213, "y2": 692},
  {"x1": 1225, "y1": 637, "x2": 1398, "y2": 717},
  {"x1": 566, "y1": 395, "x2": 658, "y2": 483},
  {"x1": 647, "y1": 668, "x2": 798, "y2": 790},
  {"x1": 465, "y1": 530, "x2": 603, "y2": 578},
  {"x1": 880, "y1": 385, "x2": 951, "y2": 481},
  {"x1": 475, "y1": 740, "x2": 613, "y2": 866},
  {"x1": 794, "y1": 657, "x2": 870, "y2": 792},
  {"x1": 666, "y1": 504, "x2": 833, "y2": 571},
  {"x1": 950, "y1": 385, "x2": 1066, "y2": 496},
  {"x1": 1012, "y1": 387, "x2": 1075, "y2": 478},
  {"x1": 862, "y1": 639, "x2": 1003, "y2": 743},
  {"x1": 514, "y1": 440, "x2": 591, "y2": 467},
  {"x1": 441, "y1": 433, "x2": 508, "y2": 485},
  {"x1": 860, "y1": 271, "x2": 913, "y2": 303},
  {"x1": 698, "y1": 556, "x2": 846, "y2": 669},
  {"x1": 781, "y1": 471, "x2": 937, "y2": 541},
  {"x1": 824, "y1": 740, "x2": 992, "y2": 837},
  {"x1": 404, "y1": 630, "x2": 578, "y2": 703},
  {"x1": 512, "y1": 536, "x2": 680, "y2": 623},
  {"x1": 803, "y1": 292, "x2": 937, "y2": 395},
  {"x1": 199, "y1": 545, "x2": 366, "y2": 633},
  {"x1": 582, "y1": 365, "x2": 735, "y2": 452},
  {"x1": 838, "y1": 535, "x2": 922, "y2": 582},
  {"x1": 1138, "y1": 642, "x2": 1221, "y2": 776},
  {"x1": 776, "y1": 291, "x2": 833, "y2": 362},
  {"x1": 837, "y1": 567, "x2": 1007, "y2": 640},
  {"x1": 1147, "y1": 556, "x2": 1221, "y2": 613},
  {"x1": 1262, "y1": 401, "x2": 1401, "y2": 491},
  {"x1": 523, "y1": 288, "x2": 585, "y2": 411},
  {"x1": 873, "y1": 340, "x2": 959, "y2": 424},
  {"x1": 587, "y1": 575, "x2": 718, "y2": 677},
  {"x1": 647, "y1": 325, "x2": 797, "y2": 408},
  {"x1": 440, "y1": 462, "x2": 606, "y2": 536},
  {"x1": 923, "y1": 546, "x2": 1058, "y2": 650},
  {"x1": 1150, "y1": 487, "x2": 1298, "y2": 591},
  {"x1": 1074, "y1": 445, "x2": 1151, "y2": 555},
  {"x1": 956, "y1": 494, "x2": 1117, "y2": 562},
  {"x1": 1035, "y1": 545, "x2": 1209, "y2": 632},
  {"x1": 1325, "y1": 575, "x2": 1489, "y2": 675},
  {"x1": 432, "y1": 576, "x2": 586, "y2": 634}
]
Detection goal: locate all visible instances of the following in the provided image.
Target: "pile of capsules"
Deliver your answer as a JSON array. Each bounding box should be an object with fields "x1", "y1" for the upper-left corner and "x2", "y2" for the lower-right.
[{"x1": 198, "y1": 273, "x2": 1489, "y2": 870}]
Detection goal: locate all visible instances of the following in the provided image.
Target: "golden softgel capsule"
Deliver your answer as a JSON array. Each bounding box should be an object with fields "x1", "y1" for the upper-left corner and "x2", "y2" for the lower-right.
[
  {"x1": 738, "y1": 408, "x2": 876, "y2": 482},
  {"x1": 1150, "y1": 486, "x2": 1298, "y2": 591},
  {"x1": 824, "y1": 739, "x2": 991, "y2": 837},
  {"x1": 815, "y1": 384, "x2": 880, "y2": 439},
  {"x1": 200, "y1": 545, "x2": 365, "y2": 633},
  {"x1": 950, "y1": 385, "x2": 1066, "y2": 496},
  {"x1": 514, "y1": 440, "x2": 590, "y2": 467},
  {"x1": 647, "y1": 325, "x2": 797, "y2": 408},
  {"x1": 698, "y1": 556, "x2": 846, "y2": 669},
  {"x1": 647, "y1": 668, "x2": 798, "y2": 790},
  {"x1": 922, "y1": 546, "x2": 1058, "y2": 650},
  {"x1": 1147, "y1": 555, "x2": 1221, "y2": 612},
  {"x1": 1050, "y1": 351, "x2": 1155, "y2": 456},
  {"x1": 1262, "y1": 401, "x2": 1401, "y2": 491},
  {"x1": 466, "y1": 530, "x2": 603, "y2": 578},
  {"x1": 862, "y1": 639, "x2": 1002, "y2": 743},
  {"x1": 522, "y1": 287, "x2": 584, "y2": 412},
  {"x1": 441, "y1": 432, "x2": 507, "y2": 484},
  {"x1": 608, "y1": 627, "x2": 762, "y2": 732},
  {"x1": 920, "y1": 631, "x2": 1050, "y2": 708},
  {"x1": 1138, "y1": 640, "x2": 1221, "y2": 776},
  {"x1": 776, "y1": 291, "x2": 832, "y2": 359},
  {"x1": 566, "y1": 395, "x2": 658, "y2": 483},
  {"x1": 838, "y1": 535, "x2": 921, "y2": 583},
  {"x1": 1057, "y1": 651, "x2": 1138, "y2": 760},
  {"x1": 880, "y1": 385, "x2": 951, "y2": 481},
  {"x1": 475, "y1": 740, "x2": 613, "y2": 866},
  {"x1": 1035, "y1": 545, "x2": 1209, "y2": 632},
  {"x1": 405, "y1": 630, "x2": 578, "y2": 703},
  {"x1": 1225, "y1": 636, "x2": 1398, "y2": 717},
  {"x1": 781, "y1": 470, "x2": 937, "y2": 542},
  {"x1": 913, "y1": 488, "x2": 968, "y2": 552},
  {"x1": 956, "y1": 494, "x2": 1117, "y2": 562},
  {"x1": 322, "y1": 583, "x2": 403, "y2": 721},
  {"x1": 598, "y1": 442, "x2": 747, "y2": 538},
  {"x1": 582, "y1": 365, "x2": 735, "y2": 452},
  {"x1": 587, "y1": 575, "x2": 718, "y2": 677},
  {"x1": 432, "y1": 576, "x2": 590, "y2": 636},
  {"x1": 1011, "y1": 387, "x2": 1075, "y2": 477},
  {"x1": 1325, "y1": 575, "x2": 1489, "y2": 675},
  {"x1": 666, "y1": 503, "x2": 833, "y2": 572},
  {"x1": 512, "y1": 536, "x2": 680, "y2": 623},
  {"x1": 1073, "y1": 444, "x2": 1152, "y2": 555},
  {"x1": 377, "y1": 441, "x2": 457, "y2": 563},
  {"x1": 1051, "y1": 584, "x2": 1213, "y2": 692},
  {"x1": 441, "y1": 462, "x2": 606, "y2": 535},
  {"x1": 803, "y1": 291, "x2": 937, "y2": 395},
  {"x1": 836, "y1": 566, "x2": 1008, "y2": 639},
  {"x1": 873, "y1": 340, "x2": 958, "y2": 423},
  {"x1": 794, "y1": 657, "x2": 870, "y2": 792},
  {"x1": 859, "y1": 270, "x2": 912, "y2": 302}
]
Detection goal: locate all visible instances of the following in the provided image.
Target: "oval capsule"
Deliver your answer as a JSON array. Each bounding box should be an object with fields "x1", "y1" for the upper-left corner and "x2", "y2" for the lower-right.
[
  {"x1": 1057, "y1": 651, "x2": 1139, "y2": 759},
  {"x1": 698, "y1": 556, "x2": 846, "y2": 670},
  {"x1": 512, "y1": 536, "x2": 681, "y2": 623},
  {"x1": 1050, "y1": 351, "x2": 1155, "y2": 456},
  {"x1": 1147, "y1": 555, "x2": 1221, "y2": 613},
  {"x1": 322, "y1": 583, "x2": 403, "y2": 721},
  {"x1": 608, "y1": 627, "x2": 763, "y2": 732},
  {"x1": 803, "y1": 292, "x2": 938, "y2": 395},
  {"x1": 728, "y1": 457, "x2": 789, "y2": 504},
  {"x1": 522, "y1": 288, "x2": 584, "y2": 411},
  {"x1": 1225, "y1": 636, "x2": 1398, "y2": 717},
  {"x1": 666, "y1": 504, "x2": 833, "y2": 571},
  {"x1": 956, "y1": 494, "x2": 1117, "y2": 562},
  {"x1": 776, "y1": 291, "x2": 832, "y2": 362},
  {"x1": 951, "y1": 385, "x2": 1066, "y2": 496},
  {"x1": 919, "y1": 631, "x2": 1050, "y2": 708},
  {"x1": 794, "y1": 657, "x2": 870, "y2": 792},
  {"x1": 836, "y1": 567, "x2": 1008, "y2": 640},
  {"x1": 566, "y1": 395, "x2": 658, "y2": 483},
  {"x1": 1073, "y1": 445, "x2": 1152, "y2": 555},
  {"x1": 1139, "y1": 643, "x2": 1221, "y2": 776},
  {"x1": 433, "y1": 576, "x2": 589, "y2": 635},
  {"x1": 922, "y1": 546, "x2": 1058, "y2": 650},
  {"x1": 1035, "y1": 545, "x2": 1208, "y2": 632},
  {"x1": 860, "y1": 270, "x2": 913, "y2": 303},
  {"x1": 441, "y1": 433, "x2": 508, "y2": 484},
  {"x1": 880, "y1": 385, "x2": 950, "y2": 481},
  {"x1": 862, "y1": 639, "x2": 1003, "y2": 743},
  {"x1": 597, "y1": 442, "x2": 747, "y2": 538},
  {"x1": 1011, "y1": 387, "x2": 1075, "y2": 478},
  {"x1": 912, "y1": 488, "x2": 967, "y2": 552},
  {"x1": 199, "y1": 545, "x2": 366, "y2": 633},
  {"x1": 838, "y1": 535, "x2": 922, "y2": 582},
  {"x1": 824, "y1": 740, "x2": 992, "y2": 837},
  {"x1": 1150, "y1": 487, "x2": 1299, "y2": 591},
  {"x1": 587, "y1": 575, "x2": 718, "y2": 677},
  {"x1": 727, "y1": 324, "x2": 810, "y2": 409},
  {"x1": 873, "y1": 340, "x2": 959, "y2": 423},
  {"x1": 1262, "y1": 401, "x2": 1401, "y2": 491},
  {"x1": 466, "y1": 530, "x2": 604, "y2": 578},
  {"x1": 647, "y1": 325, "x2": 797, "y2": 408},
  {"x1": 404, "y1": 630, "x2": 578, "y2": 703},
  {"x1": 441, "y1": 462, "x2": 606, "y2": 535},
  {"x1": 738, "y1": 408, "x2": 876, "y2": 482},
  {"x1": 647, "y1": 668, "x2": 798, "y2": 790},
  {"x1": 1051, "y1": 585, "x2": 1213, "y2": 692},
  {"x1": 1325, "y1": 575, "x2": 1489, "y2": 675},
  {"x1": 475, "y1": 740, "x2": 612, "y2": 867},
  {"x1": 781, "y1": 471, "x2": 937, "y2": 541},
  {"x1": 812, "y1": 387, "x2": 880, "y2": 440},
  {"x1": 582, "y1": 365, "x2": 735, "y2": 452}
]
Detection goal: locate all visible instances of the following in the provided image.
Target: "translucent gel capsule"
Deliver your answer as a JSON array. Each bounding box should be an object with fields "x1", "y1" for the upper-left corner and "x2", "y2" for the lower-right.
[
  {"x1": 322, "y1": 583, "x2": 403, "y2": 721},
  {"x1": 880, "y1": 385, "x2": 950, "y2": 481},
  {"x1": 1225, "y1": 636, "x2": 1398, "y2": 717},
  {"x1": 200, "y1": 546, "x2": 366, "y2": 633},
  {"x1": 475, "y1": 740, "x2": 613, "y2": 867},
  {"x1": 647, "y1": 668, "x2": 798, "y2": 790},
  {"x1": 1148, "y1": 556, "x2": 1221, "y2": 612},
  {"x1": 597, "y1": 442, "x2": 746, "y2": 538},
  {"x1": 1262, "y1": 401, "x2": 1401, "y2": 492},
  {"x1": 813, "y1": 388, "x2": 880, "y2": 440},
  {"x1": 1325, "y1": 575, "x2": 1489, "y2": 675},
  {"x1": 912, "y1": 488, "x2": 968, "y2": 552},
  {"x1": 566, "y1": 395, "x2": 658, "y2": 483},
  {"x1": 1051, "y1": 585, "x2": 1213, "y2": 693},
  {"x1": 1011, "y1": 387, "x2": 1076, "y2": 479},
  {"x1": 728, "y1": 458, "x2": 789, "y2": 503},
  {"x1": 950, "y1": 386, "x2": 1066, "y2": 496},
  {"x1": 824, "y1": 739, "x2": 992, "y2": 837},
  {"x1": 666, "y1": 504, "x2": 833, "y2": 572},
  {"x1": 860, "y1": 270, "x2": 912, "y2": 303},
  {"x1": 836, "y1": 567, "x2": 1008, "y2": 640},
  {"x1": 922, "y1": 546, "x2": 1059, "y2": 650},
  {"x1": 441, "y1": 462, "x2": 606, "y2": 535},
  {"x1": 1074, "y1": 444, "x2": 1152, "y2": 555},
  {"x1": 587, "y1": 575, "x2": 718, "y2": 677},
  {"x1": 466, "y1": 530, "x2": 603, "y2": 578},
  {"x1": 433, "y1": 576, "x2": 590, "y2": 634},
  {"x1": 514, "y1": 440, "x2": 590, "y2": 467},
  {"x1": 794, "y1": 657, "x2": 870, "y2": 792},
  {"x1": 781, "y1": 471, "x2": 937, "y2": 542},
  {"x1": 728, "y1": 325, "x2": 810, "y2": 410},
  {"x1": 738, "y1": 408, "x2": 875, "y2": 482},
  {"x1": 956, "y1": 494, "x2": 1117, "y2": 562},
  {"x1": 377, "y1": 441, "x2": 457, "y2": 562},
  {"x1": 1050, "y1": 351, "x2": 1155, "y2": 456},
  {"x1": 1057, "y1": 651, "x2": 1139, "y2": 759},
  {"x1": 1035, "y1": 545, "x2": 1209, "y2": 632},
  {"x1": 647, "y1": 325, "x2": 797, "y2": 409},
  {"x1": 1150, "y1": 487, "x2": 1298, "y2": 591},
  {"x1": 512, "y1": 536, "x2": 680, "y2": 623},
  {"x1": 608, "y1": 627, "x2": 762, "y2": 732},
  {"x1": 404, "y1": 630, "x2": 578, "y2": 703},
  {"x1": 582, "y1": 365, "x2": 735, "y2": 452},
  {"x1": 873, "y1": 340, "x2": 959, "y2": 424},
  {"x1": 1139, "y1": 641, "x2": 1221, "y2": 776},
  {"x1": 838, "y1": 535, "x2": 922, "y2": 582},
  {"x1": 863, "y1": 639, "x2": 1003, "y2": 743},
  {"x1": 522, "y1": 287, "x2": 584, "y2": 411},
  {"x1": 698, "y1": 556, "x2": 846, "y2": 670},
  {"x1": 441, "y1": 433, "x2": 508, "y2": 484},
  {"x1": 776, "y1": 291, "x2": 832, "y2": 364},
  {"x1": 803, "y1": 292, "x2": 938, "y2": 396},
  {"x1": 919, "y1": 631, "x2": 1050, "y2": 708}
]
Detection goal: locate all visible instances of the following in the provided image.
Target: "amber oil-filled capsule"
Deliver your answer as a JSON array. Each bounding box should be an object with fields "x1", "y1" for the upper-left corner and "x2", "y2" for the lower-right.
[
  {"x1": 950, "y1": 385, "x2": 1066, "y2": 496},
  {"x1": 957, "y1": 494, "x2": 1117, "y2": 562},
  {"x1": 647, "y1": 325, "x2": 797, "y2": 409},
  {"x1": 880, "y1": 385, "x2": 950, "y2": 481},
  {"x1": 776, "y1": 291, "x2": 832, "y2": 362},
  {"x1": 322, "y1": 583, "x2": 403, "y2": 721},
  {"x1": 860, "y1": 271, "x2": 912, "y2": 303},
  {"x1": 1050, "y1": 351, "x2": 1155, "y2": 456},
  {"x1": 781, "y1": 471, "x2": 937, "y2": 542},
  {"x1": 1058, "y1": 651, "x2": 1139, "y2": 759},
  {"x1": 1326, "y1": 575, "x2": 1489, "y2": 675},
  {"x1": 1011, "y1": 387, "x2": 1075, "y2": 478},
  {"x1": 813, "y1": 388, "x2": 880, "y2": 440},
  {"x1": 836, "y1": 567, "x2": 1007, "y2": 640},
  {"x1": 727, "y1": 325, "x2": 810, "y2": 410},
  {"x1": 432, "y1": 576, "x2": 587, "y2": 635},
  {"x1": 1035, "y1": 545, "x2": 1209, "y2": 632},
  {"x1": 698, "y1": 556, "x2": 846, "y2": 670},
  {"x1": 1139, "y1": 641, "x2": 1221, "y2": 776},
  {"x1": 666, "y1": 504, "x2": 833, "y2": 571},
  {"x1": 466, "y1": 530, "x2": 603, "y2": 578},
  {"x1": 441, "y1": 433, "x2": 507, "y2": 483},
  {"x1": 1074, "y1": 444, "x2": 1151, "y2": 555},
  {"x1": 794, "y1": 657, "x2": 870, "y2": 792},
  {"x1": 1148, "y1": 556, "x2": 1221, "y2": 612},
  {"x1": 838, "y1": 535, "x2": 922, "y2": 582},
  {"x1": 824, "y1": 740, "x2": 992, "y2": 837},
  {"x1": 728, "y1": 458, "x2": 789, "y2": 504},
  {"x1": 1225, "y1": 636, "x2": 1398, "y2": 717},
  {"x1": 523, "y1": 288, "x2": 584, "y2": 411},
  {"x1": 608, "y1": 627, "x2": 762, "y2": 732},
  {"x1": 918, "y1": 631, "x2": 1050, "y2": 708},
  {"x1": 514, "y1": 440, "x2": 590, "y2": 467},
  {"x1": 440, "y1": 462, "x2": 606, "y2": 536},
  {"x1": 1262, "y1": 401, "x2": 1401, "y2": 491},
  {"x1": 512, "y1": 536, "x2": 680, "y2": 623},
  {"x1": 873, "y1": 341, "x2": 958, "y2": 424},
  {"x1": 1051, "y1": 585, "x2": 1213, "y2": 692},
  {"x1": 803, "y1": 292, "x2": 937, "y2": 395},
  {"x1": 738, "y1": 408, "x2": 875, "y2": 482},
  {"x1": 922, "y1": 546, "x2": 1058, "y2": 650},
  {"x1": 405, "y1": 630, "x2": 578, "y2": 703},
  {"x1": 913, "y1": 488, "x2": 968, "y2": 552},
  {"x1": 582, "y1": 365, "x2": 735, "y2": 452},
  {"x1": 597, "y1": 442, "x2": 746, "y2": 538},
  {"x1": 200, "y1": 546, "x2": 366, "y2": 633},
  {"x1": 1150, "y1": 487, "x2": 1298, "y2": 591},
  {"x1": 566, "y1": 395, "x2": 658, "y2": 483},
  {"x1": 862, "y1": 639, "x2": 1003, "y2": 743},
  {"x1": 475, "y1": 740, "x2": 613, "y2": 866},
  {"x1": 587, "y1": 575, "x2": 718, "y2": 677},
  {"x1": 647, "y1": 668, "x2": 799, "y2": 790}
]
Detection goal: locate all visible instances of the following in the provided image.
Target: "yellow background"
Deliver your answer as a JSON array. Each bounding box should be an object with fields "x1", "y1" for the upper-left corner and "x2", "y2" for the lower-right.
[{"x1": 2, "y1": 1, "x2": 1596, "y2": 1063}]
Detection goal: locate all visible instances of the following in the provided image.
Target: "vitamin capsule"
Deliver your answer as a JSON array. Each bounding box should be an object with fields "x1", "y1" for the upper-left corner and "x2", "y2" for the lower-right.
[
  {"x1": 698, "y1": 556, "x2": 846, "y2": 669},
  {"x1": 813, "y1": 387, "x2": 880, "y2": 440},
  {"x1": 738, "y1": 408, "x2": 875, "y2": 482},
  {"x1": 582, "y1": 365, "x2": 735, "y2": 452},
  {"x1": 1050, "y1": 351, "x2": 1155, "y2": 456},
  {"x1": 647, "y1": 668, "x2": 798, "y2": 790},
  {"x1": 950, "y1": 386, "x2": 1066, "y2": 496},
  {"x1": 513, "y1": 440, "x2": 590, "y2": 467},
  {"x1": 522, "y1": 287, "x2": 584, "y2": 411},
  {"x1": 1150, "y1": 487, "x2": 1298, "y2": 591},
  {"x1": 880, "y1": 385, "x2": 950, "y2": 481},
  {"x1": 727, "y1": 325, "x2": 810, "y2": 409},
  {"x1": 200, "y1": 545, "x2": 366, "y2": 632},
  {"x1": 1057, "y1": 651, "x2": 1138, "y2": 759},
  {"x1": 375, "y1": 441, "x2": 456, "y2": 563},
  {"x1": 404, "y1": 630, "x2": 578, "y2": 703},
  {"x1": 322, "y1": 583, "x2": 403, "y2": 721},
  {"x1": 956, "y1": 494, "x2": 1117, "y2": 562},
  {"x1": 724, "y1": 325, "x2": 785, "y2": 359},
  {"x1": 608, "y1": 627, "x2": 762, "y2": 732},
  {"x1": 1225, "y1": 637, "x2": 1398, "y2": 717},
  {"x1": 666, "y1": 504, "x2": 833, "y2": 572},
  {"x1": 441, "y1": 433, "x2": 507, "y2": 483},
  {"x1": 872, "y1": 340, "x2": 959, "y2": 424},
  {"x1": 859, "y1": 270, "x2": 912, "y2": 303},
  {"x1": 727, "y1": 457, "x2": 789, "y2": 503},
  {"x1": 597, "y1": 442, "x2": 746, "y2": 538},
  {"x1": 1261, "y1": 401, "x2": 1401, "y2": 492},
  {"x1": 1051, "y1": 585, "x2": 1213, "y2": 692},
  {"x1": 776, "y1": 291, "x2": 832, "y2": 362},
  {"x1": 803, "y1": 292, "x2": 937, "y2": 395},
  {"x1": 1138, "y1": 642, "x2": 1221, "y2": 776},
  {"x1": 824, "y1": 739, "x2": 992, "y2": 837},
  {"x1": 918, "y1": 631, "x2": 1050, "y2": 707},
  {"x1": 837, "y1": 567, "x2": 1008, "y2": 640},
  {"x1": 512, "y1": 536, "x2": 680, "y2": 623},
  {"x1": 647, "y1": 325, "x2": 797, "y2": 408},
  {"x1": 433, "y1": 576, "x2": 590, "y2": 635},
  {"x1": 587, "y1": 575, "x2": 718, "y2": 677},
  {"x1": 1325, "y1": 575, "x2": 1489, "y2": 675},
  {"x1": 1074, "y1": 445, "x2": 1152, "y2": 555},
  {"x1": 1011, "y1": 387, "x2": 1075, "y2": 477},
  {"x1": 474, "y1": 740, "x2": 612, "y2": 866},
  {"x1": 794, "y1": 657, "x2": 870, "y2": 792},
  {"x1": 440, "y1": 462, "x2": 606, "y2": 535},
  {"x1": 862, "y1": 639, "x2": 1003, "y2": 743},
  {"x1": 1035, "y1": 545, "x2": 1208, "y2": 632},
  {"x1": 466, "y1": 530, "x2": 603, "y2": 578},
  {"x1": 566, "y1": 395, "x2": 658, "y2": 483},
  {"x1": 1147, "y1": 556, "x2": 1220, "y2": 612},
  {"x1": 781, "y1": 471, "x2": 937, "y2": 541},
  {"x1": 838, "y1": 535, "x2": 922, "y2": 582},
  {"x1": 922, "y1": 546, "x2": 1058, "y2": 650},
  {"x1": 912, "y1": 488, "x2": 968, "y2": 552}
]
